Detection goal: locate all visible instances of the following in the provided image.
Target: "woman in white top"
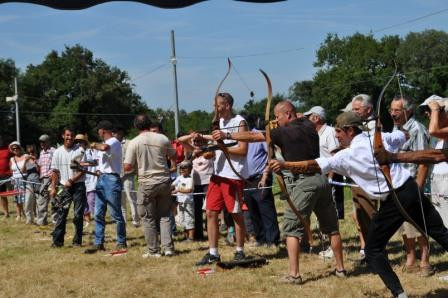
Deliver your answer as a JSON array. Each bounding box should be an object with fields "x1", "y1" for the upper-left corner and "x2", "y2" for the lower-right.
[{"x1": 9, "y1": 141, "x2": 30, "y2": 221}]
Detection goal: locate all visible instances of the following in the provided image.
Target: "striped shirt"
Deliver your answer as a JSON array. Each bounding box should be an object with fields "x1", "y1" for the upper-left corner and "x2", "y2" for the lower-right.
[{"x1": 38, "y1": 147, "x2": 56, "y2": 178}]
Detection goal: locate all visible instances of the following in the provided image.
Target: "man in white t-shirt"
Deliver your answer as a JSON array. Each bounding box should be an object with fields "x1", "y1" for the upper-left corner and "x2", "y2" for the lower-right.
[
  {"x1": 195, "y1": 92, "x2": 249, "y2": 266},
  {"x1": 85, "y1": 120, "x2": 126, "y2": 253},
  {"x1": 50, "y1": 127, "x2": 87, "y2": 248}
]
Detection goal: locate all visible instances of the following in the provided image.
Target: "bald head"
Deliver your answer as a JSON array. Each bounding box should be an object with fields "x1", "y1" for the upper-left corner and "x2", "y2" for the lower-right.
[{"x1": 274, "y1": 101, "x2": 297, "y2": 126}]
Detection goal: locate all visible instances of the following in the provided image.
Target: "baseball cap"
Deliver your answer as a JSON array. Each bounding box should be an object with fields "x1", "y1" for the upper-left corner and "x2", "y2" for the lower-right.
[
  {"x1": 335, "y1": 111, "x2": 368, "y2": 130},
  {"x1": 96, "y1": 120, "x2": 114, "y2": 131},
  {"x1": 304, "y1": 106, "x2": 326, "y2": 119},
  {"x1": 38, "y1": 134, "x2": 50, "y2": 142}
]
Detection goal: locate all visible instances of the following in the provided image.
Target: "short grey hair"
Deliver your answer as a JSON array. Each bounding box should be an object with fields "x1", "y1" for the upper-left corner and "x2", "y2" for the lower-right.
[
  {"x1": 392, "y1": 95, "x2": 414, "y2": 111},
  {"x1": 352, "y1": 94, "x2": 373, "y2": 108}
]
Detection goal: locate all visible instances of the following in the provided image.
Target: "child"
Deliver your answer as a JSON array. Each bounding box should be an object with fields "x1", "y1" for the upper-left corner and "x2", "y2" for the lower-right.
[{"x1": 172, "y1": 160, "x2": 195, "y2": 241}]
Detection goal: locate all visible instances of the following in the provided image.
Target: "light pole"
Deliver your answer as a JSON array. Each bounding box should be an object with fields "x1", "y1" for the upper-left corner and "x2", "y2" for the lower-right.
[
  {"x1": 5, "y1": 77, "x2": 20, "y2": 143},
  {"x1": 170, "y1": 30, "x2": 180, "y2": 138}
]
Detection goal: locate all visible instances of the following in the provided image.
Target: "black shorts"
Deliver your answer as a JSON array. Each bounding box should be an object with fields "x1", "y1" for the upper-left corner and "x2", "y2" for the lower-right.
[{"x1": 0, "y1": 176, "x2": 11, "y2": 192}]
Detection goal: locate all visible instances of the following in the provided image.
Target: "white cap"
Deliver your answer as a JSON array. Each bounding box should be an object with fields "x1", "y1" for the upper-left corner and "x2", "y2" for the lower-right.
[
  {"x1": 304, "y1": 106, "x2": 326, "y2": 119},
  {"x1": 341, "y1": 102, "x2": 352, "y2": 112},
  {"x1": 419, "y1": 95, "x2": 448, "y2": 111}
]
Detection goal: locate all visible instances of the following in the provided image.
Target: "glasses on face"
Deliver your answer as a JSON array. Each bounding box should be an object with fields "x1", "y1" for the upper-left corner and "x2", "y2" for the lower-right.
[
  {"x1": 11, "y1": 147, "x2": 20, "y2": 151},
  {"x1": 389, "y1": 108, "x2": 404, "y2": 114}
]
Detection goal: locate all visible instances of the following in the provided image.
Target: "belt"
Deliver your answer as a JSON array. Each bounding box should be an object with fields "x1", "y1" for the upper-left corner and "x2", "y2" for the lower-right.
[
  {"x1": 292, "y1": 173, "x2": 318, "y2": 180},
  {"x1": 247, "y1": 173, "x2": 263, "y2": 181}
]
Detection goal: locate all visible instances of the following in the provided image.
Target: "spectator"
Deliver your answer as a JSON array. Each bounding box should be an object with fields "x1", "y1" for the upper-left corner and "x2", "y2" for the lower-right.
[
  {"x1": 50, "y1": 128, "x2": 87, "y2": 248},
  {"x1": 390, "y1": 95, "x2": 432, "y2": 276},
  {"x1": 243, "y1": 114, "x2": 280, "y2": 247},
  {"x1": 0, "y1": 136, "x2": 12, "y2": 218},
  {"x1": 113, "y1": 126, "x2": 140, "y2": 227},
  {"x1": 36, "y1": 134, "x2": 55, "y2": 226},
  {"x1": 9, "y1": 142, "x2": 27, "y2": 221},
  {"x1": 86, "y1": 121, "x2": 127, "y2": 253},
  {"x1": 172, "y1": 160, "x2": 195, "y2": 241},
  {"x1": 124, "y1": 114, "x2": 176, "y2": 257}
]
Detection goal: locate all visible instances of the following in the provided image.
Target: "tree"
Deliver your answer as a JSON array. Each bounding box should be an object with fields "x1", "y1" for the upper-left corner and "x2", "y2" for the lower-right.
[
  {"x1": 19, "y1": 45, "x2": 149, "y2": 145},
  {"x1": 0, "y1": 59, "x2": 19, "y2": 143}
]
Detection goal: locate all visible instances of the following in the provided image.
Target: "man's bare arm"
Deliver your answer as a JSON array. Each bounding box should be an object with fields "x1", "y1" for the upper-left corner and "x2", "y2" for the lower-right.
[
  {"x1": 269, "y1": 159, "x2": 322, "y2": 174},
  {"x1": 212, "y1": 130, "x2": 265, "y2": 143},
  {"x1": 375, "y1": 147, "x2": 448, "y2": 165}
]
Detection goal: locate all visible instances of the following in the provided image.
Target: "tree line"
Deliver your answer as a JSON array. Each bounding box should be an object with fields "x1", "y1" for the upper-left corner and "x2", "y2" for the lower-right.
[{"x1": 1, "y1": 29, "x2": 447, "y2": 145}]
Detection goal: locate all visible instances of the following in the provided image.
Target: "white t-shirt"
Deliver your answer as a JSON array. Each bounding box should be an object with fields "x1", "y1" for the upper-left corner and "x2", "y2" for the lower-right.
[
  {"x1": 97, "y1": 137, "x2": 122, "y2": 174},
  {"x1": 214, "y1": 115, "x2": 248, "y2": 180},
  {"x1": 172, "y1": 175, "x2": 194, "y2": 203},
  {"x1": 318, "y1": 124, "x2": 339, "y2": 158},
  {"x1": 51, "y1": 144, "x2": 86, "y2": 184},
  {"x1": 192, "y1": 155, "x2": 213, "y2": 185},
  {"x1": 84, "y1": 148, "x2": 99, "y2": 192}
]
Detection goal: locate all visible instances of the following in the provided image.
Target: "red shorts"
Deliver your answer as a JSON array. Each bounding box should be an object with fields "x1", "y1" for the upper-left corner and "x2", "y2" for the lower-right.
[{"x1": 206, "y1": 175, "x2": 247, "y2": 213}]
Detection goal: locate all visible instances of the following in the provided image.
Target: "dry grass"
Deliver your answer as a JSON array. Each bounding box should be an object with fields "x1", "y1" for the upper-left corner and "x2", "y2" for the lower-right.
[{"x1": 1, "y1": 190, "x2": 448, "y2": 298}]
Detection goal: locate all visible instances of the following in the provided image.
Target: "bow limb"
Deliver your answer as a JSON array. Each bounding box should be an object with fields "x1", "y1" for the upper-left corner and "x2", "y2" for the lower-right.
[
  {"x1": 373, "y1": 68, "x2": 428, "y2": 241},
  {"x1": 212, "y1": 58, "x2": 248, "y2": 183},
  {"x1": 260, "y1": 69, "x2": 313, "y2": 245}
]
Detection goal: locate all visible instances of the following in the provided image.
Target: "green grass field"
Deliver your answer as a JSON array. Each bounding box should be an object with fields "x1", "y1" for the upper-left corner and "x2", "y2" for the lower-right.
[{"x1": 1, "y1": 188, "x2": 448, "y2": 297}]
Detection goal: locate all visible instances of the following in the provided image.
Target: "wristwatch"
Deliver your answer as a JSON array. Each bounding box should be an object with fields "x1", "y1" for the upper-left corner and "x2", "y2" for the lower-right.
[{"x1": 226, "y1": 132, "x2": 232, "y2": 140}]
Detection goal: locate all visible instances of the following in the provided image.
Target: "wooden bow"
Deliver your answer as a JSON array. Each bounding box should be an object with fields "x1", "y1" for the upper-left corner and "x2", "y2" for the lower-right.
[
  {"x1": 212, "y1": 58, "x2": 247, "y2": 182},
  {"x1": 372, "y1": 67, "x2": 428, "y2": 241},
  {"x1": 260, "y1": 69, "x2": 313, "y2": 245}
]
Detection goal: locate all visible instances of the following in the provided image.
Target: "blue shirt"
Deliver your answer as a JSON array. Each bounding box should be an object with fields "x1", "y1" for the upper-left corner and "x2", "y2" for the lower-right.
[{"x1": 247, "y1": 129, "x2": 268, "y2": 177}]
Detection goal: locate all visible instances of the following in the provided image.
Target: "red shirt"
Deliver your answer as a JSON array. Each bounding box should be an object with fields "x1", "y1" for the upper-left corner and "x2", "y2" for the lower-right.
[
  {"x1": 172, "y1": 140, "x2": 185, "y2": 164},
  {"x1": 0, "y1": 146, "x2": 12, "y2": 177}
]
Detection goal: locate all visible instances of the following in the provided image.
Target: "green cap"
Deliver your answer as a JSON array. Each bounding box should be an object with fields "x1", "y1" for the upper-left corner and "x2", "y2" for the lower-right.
[{"x1": 335, "y1": 111, "x2": 368, "y2": 130}]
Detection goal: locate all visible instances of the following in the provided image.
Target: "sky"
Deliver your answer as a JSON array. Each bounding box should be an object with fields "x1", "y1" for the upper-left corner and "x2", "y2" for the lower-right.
[{"x1": 1, "y1": 0, "x2": 448, "y2": 113}]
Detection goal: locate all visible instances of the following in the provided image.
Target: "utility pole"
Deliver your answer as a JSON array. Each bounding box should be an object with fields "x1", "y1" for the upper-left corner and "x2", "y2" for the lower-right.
[
  {"x1": 170, "y1": 30, "x2": 180, "y2": 138},
  {"x1": 5, "y1": 77, "x2": 20, "y2": 143}
]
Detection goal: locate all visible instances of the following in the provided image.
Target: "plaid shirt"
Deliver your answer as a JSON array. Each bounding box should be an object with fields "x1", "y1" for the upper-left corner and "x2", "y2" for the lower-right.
[{"x1": 38, "y1": 147, "x2": 56, "y2": 178}]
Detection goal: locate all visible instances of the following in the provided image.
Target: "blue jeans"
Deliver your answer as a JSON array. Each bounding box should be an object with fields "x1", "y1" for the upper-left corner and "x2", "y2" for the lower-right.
[{"x1": 94, "y1": 174, "x2": 126, "y2": 246}]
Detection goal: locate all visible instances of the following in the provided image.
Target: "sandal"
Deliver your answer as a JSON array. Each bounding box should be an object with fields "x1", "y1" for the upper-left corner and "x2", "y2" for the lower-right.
[
  {"x1": 420, "y1": 265, "x2": 435, "y2": 277},
  {"x1": 401, "y1": 264, "x2": 419, "y2": 274},
  {"x1": 280, "y1": 275, "x2": 303, "y2": 285}
]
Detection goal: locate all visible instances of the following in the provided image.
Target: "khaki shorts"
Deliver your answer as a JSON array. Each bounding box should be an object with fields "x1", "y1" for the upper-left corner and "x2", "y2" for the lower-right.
[{"x1": 283, "y1": 174, "x2": 339, "y2": 238}]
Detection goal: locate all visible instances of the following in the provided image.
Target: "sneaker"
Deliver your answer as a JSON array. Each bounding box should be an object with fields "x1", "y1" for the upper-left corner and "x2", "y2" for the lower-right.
[
  {"x1": 225, "y1": 232, "x2": 235, "y2": 246},
  {"x1": 142, "y1": 251, "x2": 162, "y2": 258},
  {"x1": 280, "y1": 275, "x2": 303, "y2": 285},
  {"x1": 164, "y1": 250, "x2": 175, "y2": 257},
  {"x1": 84, "y1": 244, "x2": 106, "y2": 254},
  {"x1": 72, "y1": 243, "x2": 82, "y2": 247},
  {"x1": 132, "y1": 221, "x2": 141, "y2": 227},
  {"x1": 234, "y1": 250, "x2": 246, "y2": 261},
  {"x1": 334, "y1": 268, "x2": 347, "y2": 278},
  {"x1": 319, "y1": 247, "x2": 334, "y2": 259},
  {"x1": 195, "y1": 252, "x2": 221, "y2": 266}
]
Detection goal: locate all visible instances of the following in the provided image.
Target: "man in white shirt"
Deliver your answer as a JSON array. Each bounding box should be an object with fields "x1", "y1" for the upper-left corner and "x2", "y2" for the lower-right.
[
  {"x1": 86, "y1": 120, "x2": 127, "y2": 253},
  {"x1": 50, "y1": 128, "x2": 87, "y2": 247},
  {"x1": 270, "y1": 111, "x2": 448, "y2": 298}
]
